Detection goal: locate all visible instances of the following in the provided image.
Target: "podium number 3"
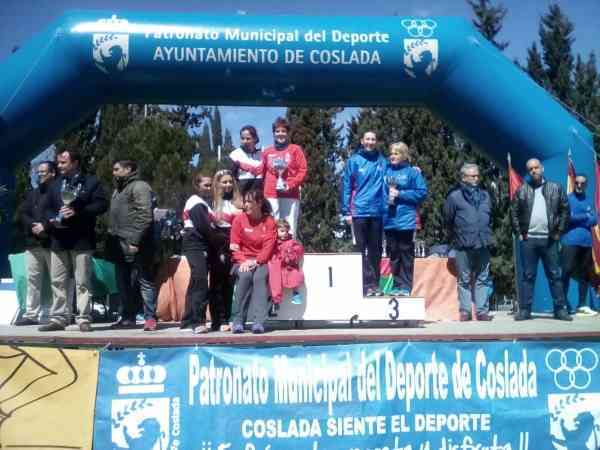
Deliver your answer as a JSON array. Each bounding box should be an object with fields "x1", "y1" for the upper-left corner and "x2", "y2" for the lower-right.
[{"x1": 388, "y1": 298, "x2": 399, "y2": 320}]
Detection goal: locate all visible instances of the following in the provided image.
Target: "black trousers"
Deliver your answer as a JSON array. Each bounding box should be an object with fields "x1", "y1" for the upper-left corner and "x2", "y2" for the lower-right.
[
  {"x1": 209, "y1": 228, "x2": 233, "y2": 328},
  {"x1": 182, "y1": 242, "x2": 213, "y2": 326},
  {"x1": 352, "y1": 217, "x2": 383, "y2": 292},
  {"x1": 561, "y1": 245, "x2": 593, "y2": 307},
  {"x1": 385, "y1": 229, "x2": 415, "y2": 291}
]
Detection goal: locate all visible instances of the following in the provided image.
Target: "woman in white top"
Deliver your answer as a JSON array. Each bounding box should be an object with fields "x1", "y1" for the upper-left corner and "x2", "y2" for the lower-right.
[
  {"x1": 228, "y1": 125, "x2": 263, "y2": 193},
  {"x1": 210, "y1": 169, "x2": 243, "y2": 331}
]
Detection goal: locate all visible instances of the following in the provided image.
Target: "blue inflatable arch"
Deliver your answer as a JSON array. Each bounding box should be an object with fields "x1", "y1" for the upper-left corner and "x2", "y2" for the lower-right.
[{"x1": 0, "y1": 12, "x2": 596, "y2": 308}]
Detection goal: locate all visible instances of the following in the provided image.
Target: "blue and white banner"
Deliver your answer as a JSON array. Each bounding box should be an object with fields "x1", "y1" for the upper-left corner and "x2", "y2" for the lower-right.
[{"x1": 93, "y1": 341, "x2": 600, "y2": 450}]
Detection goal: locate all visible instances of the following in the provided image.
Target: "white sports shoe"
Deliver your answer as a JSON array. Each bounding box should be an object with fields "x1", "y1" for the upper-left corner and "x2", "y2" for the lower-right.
[{"x1": 576, "y1": 306, "x2": 598, "y2": 316}]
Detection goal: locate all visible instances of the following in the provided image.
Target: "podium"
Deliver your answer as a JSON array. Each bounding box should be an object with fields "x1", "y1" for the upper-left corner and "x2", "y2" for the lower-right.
[
  {"x1": 272, "y1": 253, "x2": 425, "y2": 323},
  {"x1": 156, "y1": 253, "x2": 428, "y2": 324}
]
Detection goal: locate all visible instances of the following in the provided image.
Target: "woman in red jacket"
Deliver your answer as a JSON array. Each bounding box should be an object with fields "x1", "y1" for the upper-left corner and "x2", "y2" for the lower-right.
[
  {"x1": 242, "y1": 117, "x2": 307, "y2": 237},
  {"x1": 230, "y1": 189, "x2": 277, "y2": 334}
]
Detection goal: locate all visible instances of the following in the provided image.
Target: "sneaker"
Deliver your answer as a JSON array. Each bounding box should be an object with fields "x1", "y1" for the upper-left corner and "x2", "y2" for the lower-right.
[
  {"x1": 232, "y1": 323, "x2": 244, "y2": 334},
  {"x1": 389, "y1": 288, "x2": 402, "y2": 297},
  {"x1": 291, "y1": 292, "x2": 303, "y2": 305},
  {"x1": 144, "y1": 319, "x2": 158, "y2": 331},
  {"x1": 14, "y1": 317, "x2": 39, "y2": 326},
  {"x1": 193, "y1": 325, "x2": 209, "y2": 334},
  {"x1": 252, "y1": 323, "x2": 265, "y2": 334},
  {"x1": 576, "y1": 306, "x2": 598, "y2": 317},
  {"x1": 38, "y1": 321, "x2": 65, "y2": 332},
  {"x1": 79, "y1": 321, "x2": 93, "y2": 332},
  {"x1": 220, "y1": 324, "x2": 232, "y2": 332},
  {"x1": 459, "y1": 312, "x2": 471, "y2": 322},
  {"x1": 111, "y1": 318, "x2": 137, "y2": 329},
  {"x1": 514, "y1": 309, "x2": 532, "y2": 321},
  {"x1": 365, "y1": 287, "x2": 378, "y2": 297},
  {"x1": 554, "y1": 309, "x2": 573, "y2": 322},
  {"x1": 476, "y1": 313, "x2": 493, "y2": 321}
]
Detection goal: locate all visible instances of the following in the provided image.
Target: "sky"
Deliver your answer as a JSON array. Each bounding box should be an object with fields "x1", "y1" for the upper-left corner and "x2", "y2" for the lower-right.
[{"x1": 1, "y1": 0, "x2": 599, "y2": 149}]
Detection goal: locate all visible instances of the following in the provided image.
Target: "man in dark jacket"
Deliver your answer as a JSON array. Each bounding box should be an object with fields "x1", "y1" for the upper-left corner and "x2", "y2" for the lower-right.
[
  {"x1": 561, "y1": 174, "x2": 597, "y2": 316},
  {"x1": 443, "y1": 163, "x2": 493, "y2": 321},
  {"x1": 106, "y1": 160, "x2": 158, "y2": 331},
  {"x1": 510, "y1": 158, "x2": 571, "y2": 321},
  {"x1": 15, "y1": 161, "x2": 55, "y2": 325},
  {"x1": 39, "y1": 150, "x2": 108, "y2": 332}
]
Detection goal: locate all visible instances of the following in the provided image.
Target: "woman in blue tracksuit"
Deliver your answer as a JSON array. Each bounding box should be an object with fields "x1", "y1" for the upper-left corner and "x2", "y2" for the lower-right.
[
  {"x1": 383, "y1": 142, "x2": 428, "y2": 296},
  {"x1": 341, "y1": 131, "x2": 387, "y2": 296}
]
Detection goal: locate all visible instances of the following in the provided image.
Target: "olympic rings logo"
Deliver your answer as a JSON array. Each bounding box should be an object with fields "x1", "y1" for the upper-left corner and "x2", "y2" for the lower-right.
[
  {"x1": 545, "y1": 348, "x2": 599, "y2": 390},
  {"x1": 401, "y1": 19, "x2": 438, "y2": 38}
]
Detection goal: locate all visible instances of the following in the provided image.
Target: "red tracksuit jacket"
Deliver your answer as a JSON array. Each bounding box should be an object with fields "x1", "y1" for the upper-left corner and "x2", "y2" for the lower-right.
[{"x1": 268, "y1": 238, "x2": 305, "y2": 303}]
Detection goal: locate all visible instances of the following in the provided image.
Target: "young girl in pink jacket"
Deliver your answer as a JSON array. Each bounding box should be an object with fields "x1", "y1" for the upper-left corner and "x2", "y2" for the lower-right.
[{"x1": 268, "y1": 220, "x2": 305, "y2": 305}]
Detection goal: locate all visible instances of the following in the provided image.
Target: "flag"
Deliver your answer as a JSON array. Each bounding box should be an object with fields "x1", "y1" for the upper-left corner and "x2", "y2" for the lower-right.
[
  {"x1": 567, "y1": 150, "x2": 576, "y2": 194},
  {"x1": 507, "y1": 153, "x2": 524, "y2": 309},
  {"x1": 592, "y1": 158, "x2": 600, "y2": 275},
  {"x1": 507, "y1": 153, "x2": 523, "y2": 201}
]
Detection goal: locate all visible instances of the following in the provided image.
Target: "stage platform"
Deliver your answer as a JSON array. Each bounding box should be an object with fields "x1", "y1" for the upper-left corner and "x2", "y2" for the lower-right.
[{"x1": 2, "y1": 311, "x2": 600, "y2": 347}]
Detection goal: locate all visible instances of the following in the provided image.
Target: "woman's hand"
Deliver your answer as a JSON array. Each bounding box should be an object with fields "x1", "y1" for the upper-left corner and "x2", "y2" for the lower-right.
[
  {"x1": 388, "y1": 187, "x2": 400, "y2": 205},
  {"x1": 239, "y1": 259, "x2": 257, "y2": 272}
]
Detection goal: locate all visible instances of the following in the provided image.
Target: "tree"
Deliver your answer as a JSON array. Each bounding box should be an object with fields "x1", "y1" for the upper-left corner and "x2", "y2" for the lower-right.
[
  {"x1": 539, "y1": 4, "x2": 575, "y2": 103},
  {"x1": 572, "y1": 53, "x2": 599, "y2": 122},
  {"x1": 223, "y1": 128, "x2": 235, "y2": 153},
  {"x1": 211, "y1": 106, "x2": 223, "y2": 151},
  {"x1": 196, "y1": 123, "x2": 217, "y2": 172},
  {"x1": 467, "y1": 0, "x2": 509, "y2": 50},
  {"x1": 526, "y1": 42, "x2": 547, "y2": 87},
  {"x1": 287, "y1": 107, "x2": 343, "y2": 252},
  {"x1": 95, "y1": 116, "x2": 196, "y2": 210}
]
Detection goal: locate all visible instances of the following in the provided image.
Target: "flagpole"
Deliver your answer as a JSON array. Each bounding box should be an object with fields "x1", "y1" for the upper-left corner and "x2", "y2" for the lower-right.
[{"x1": 507, "y1": 152, "x2": 521, "y2": 314}]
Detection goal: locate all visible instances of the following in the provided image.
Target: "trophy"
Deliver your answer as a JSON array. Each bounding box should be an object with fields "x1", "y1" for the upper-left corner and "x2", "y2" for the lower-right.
[
  {"x1": 54, "y1": 179, "x2": 80, "y2": 227},
  {"x1": 386, "y1": 176, "x2": 398, "y2": 205},
  {"x1": 273, "y1": 157, "x2": 288, "y2": 192}
]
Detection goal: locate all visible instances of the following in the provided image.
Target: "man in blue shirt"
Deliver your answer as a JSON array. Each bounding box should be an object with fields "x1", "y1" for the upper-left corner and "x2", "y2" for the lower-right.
[{"x1": 561, "y1": 174, "x2": 598, "y2": 316}]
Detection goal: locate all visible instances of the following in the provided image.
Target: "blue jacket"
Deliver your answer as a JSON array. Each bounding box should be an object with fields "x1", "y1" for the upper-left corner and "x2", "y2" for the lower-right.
[
  {"x1": 341, "y1": 148, "x2": 386, "y2": 218},
  {"x1": 443, "y1": 183, "x2": 492, "y2": 249},
  {"x1": 562, "y1": 192, "x2": 597, "y2": 247},
  {"x1": 383, "y1": 163, "x2": 427, "y2": 230}
]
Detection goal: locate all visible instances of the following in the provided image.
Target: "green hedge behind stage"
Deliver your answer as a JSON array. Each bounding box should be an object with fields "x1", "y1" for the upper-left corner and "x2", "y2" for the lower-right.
[{"x1": 8, "y1": 252, "x2": 118, "y2": 309}]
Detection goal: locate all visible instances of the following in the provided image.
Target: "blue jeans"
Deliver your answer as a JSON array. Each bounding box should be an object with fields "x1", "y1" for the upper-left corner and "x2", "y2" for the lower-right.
[
  {"x1": 454, "y1": 247, "x2": 492, "y2": 315},
  {"x1": 520, "y1": 238, "x2": 566, "y2": 311}
]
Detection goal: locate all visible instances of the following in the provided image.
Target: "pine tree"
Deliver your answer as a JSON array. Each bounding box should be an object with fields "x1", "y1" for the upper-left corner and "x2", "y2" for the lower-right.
[
  {"x1": 539, "y1": 4, "x2": 575, "y2": 103},
  {"x1": 223, "y1": 128, "x2": 234, "y2": 153},
  {"x1": 196, "y1": 123, "x2": 217, "y2": 172},
  {"x1": 467, "y1": 0, "x2": 509, "y2": 50},
  {"x1": 526, "y1": 42, "x2": 547, "y2": 87},
  {"x1": 211, "y1": 106, "x2": 223, "y2": 151},
  {"x1": 54, "y1": 110, "x2": 102, "y2": 171},
  {"x1": 572, "y1": 53, "x2": 599, "y2": 121},
  {"x1": 286, "y1": 107, "x2": 343, "y2": 252},
  {"x1": 96, "y1": 116, "x2": 196, "y2": 210}
]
